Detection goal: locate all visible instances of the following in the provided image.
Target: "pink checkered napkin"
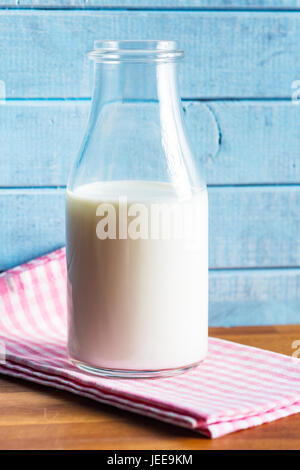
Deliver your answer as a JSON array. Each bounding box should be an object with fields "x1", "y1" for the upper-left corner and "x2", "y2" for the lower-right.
[{"x1": 0, "y1": 249, "x2": 300, "y2": 438}]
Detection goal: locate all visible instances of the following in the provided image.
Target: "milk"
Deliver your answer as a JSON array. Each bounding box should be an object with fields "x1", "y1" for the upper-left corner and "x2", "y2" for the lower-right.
[{"x1": 66, "y1": 180, "x2": 208, "y2": 373}]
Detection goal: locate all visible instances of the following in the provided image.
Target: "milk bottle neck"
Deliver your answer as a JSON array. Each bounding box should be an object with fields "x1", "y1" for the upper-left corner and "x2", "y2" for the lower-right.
[{"x1": 90, "y1": 61, "x2": 183, "y2": 120}]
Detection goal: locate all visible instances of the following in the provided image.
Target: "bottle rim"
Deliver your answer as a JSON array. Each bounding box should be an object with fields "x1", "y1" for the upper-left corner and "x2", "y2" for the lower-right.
[{"x1": 88, "y1": 40, "x2": 184, "y2": 63}]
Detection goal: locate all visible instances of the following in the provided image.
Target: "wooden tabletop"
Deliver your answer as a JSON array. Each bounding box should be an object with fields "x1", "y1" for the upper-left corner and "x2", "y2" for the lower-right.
[{"x1": 0, "y1": 325, "x2": 300, "y2": 450}]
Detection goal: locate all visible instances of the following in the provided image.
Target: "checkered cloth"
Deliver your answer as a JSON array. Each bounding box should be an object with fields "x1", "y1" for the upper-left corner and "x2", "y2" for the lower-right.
[{"x1": 0, "y1": 248, "x2": 299, "y2": 438}]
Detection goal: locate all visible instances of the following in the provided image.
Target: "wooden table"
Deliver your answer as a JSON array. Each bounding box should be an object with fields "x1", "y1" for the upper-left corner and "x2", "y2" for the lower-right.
[{"x1": 0, "y1": 325, "x2": 300, "y2": 450}]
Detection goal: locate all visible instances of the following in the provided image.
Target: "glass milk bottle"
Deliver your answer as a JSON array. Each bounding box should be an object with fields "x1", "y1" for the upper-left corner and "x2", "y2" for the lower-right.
[{"x1": 66, "y1": 40, "x2": 208, "y2": 378}]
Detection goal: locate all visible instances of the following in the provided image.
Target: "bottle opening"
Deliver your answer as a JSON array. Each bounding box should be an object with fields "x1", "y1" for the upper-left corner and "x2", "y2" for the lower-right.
[{"x1": 88, "y1": 40, "x2": 184, "y2": 63}]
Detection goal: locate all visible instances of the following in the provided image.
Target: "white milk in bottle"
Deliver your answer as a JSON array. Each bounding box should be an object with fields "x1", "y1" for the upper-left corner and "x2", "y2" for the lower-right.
[{"x1": 66, "y1": 180, "x2": 208, "y2": 374}]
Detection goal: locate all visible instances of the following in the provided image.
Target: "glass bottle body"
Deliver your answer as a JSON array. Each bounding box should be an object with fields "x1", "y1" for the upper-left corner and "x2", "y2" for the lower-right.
[{"x1": 66, "y1": 41, "x2": 208, "y2": 378}]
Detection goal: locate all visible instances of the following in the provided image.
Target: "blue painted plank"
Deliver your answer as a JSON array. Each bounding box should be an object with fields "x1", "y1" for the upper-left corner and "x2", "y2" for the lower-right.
[
  {"x1": 0, "y1": 188, "x2": 66, "y2": 270},
  {"x1": 187, "y1": 101, "x2": 300, "y2": 184},
  {"x1": 1, "y1": 186, "x2": 300, "y2": 270},
  {"x1": 0, "y1": 100, "x2": 299, "y2": 186},
  {"x1": 209, "y1": 268, "x2": 300, "y2": 326},
  {"x1": 0, "y1": 101, "x2": 87, "y2": 186},
  {"x1": 210, "y1": 186, "x2": 300, "y2": 268},
  {"x1": 0, "y1": 11, "x2": 300, "y2": 98},
  {"x1": 6, "y1": 1, "x2": 300, "y2": 9}
]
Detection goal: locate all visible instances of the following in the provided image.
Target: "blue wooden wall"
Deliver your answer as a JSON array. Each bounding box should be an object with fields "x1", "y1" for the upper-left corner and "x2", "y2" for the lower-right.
[{"x1": 1, "y1": 1, "x2": 300, "y2": 326}]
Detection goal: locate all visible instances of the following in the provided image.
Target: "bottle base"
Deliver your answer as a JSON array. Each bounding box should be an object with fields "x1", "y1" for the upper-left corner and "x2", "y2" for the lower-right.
[{"x1": 70, "y1": 358, "x2": 203, "y2": 379}]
